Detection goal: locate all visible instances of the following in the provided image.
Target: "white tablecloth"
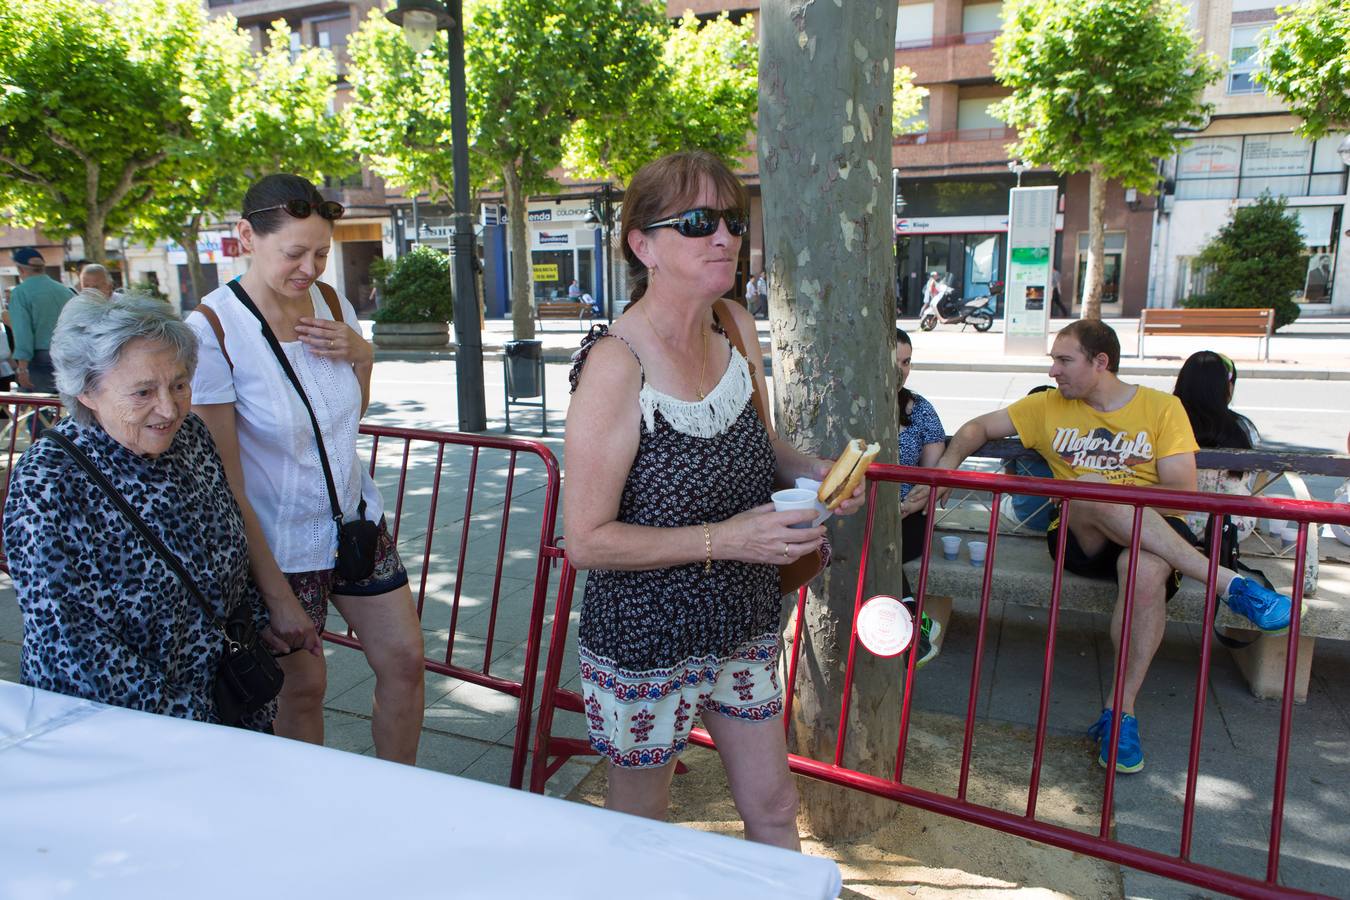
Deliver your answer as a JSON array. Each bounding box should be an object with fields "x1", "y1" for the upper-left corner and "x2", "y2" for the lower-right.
[{"x1": 0, "y1": 681, "x2": 840, "y2": 899}]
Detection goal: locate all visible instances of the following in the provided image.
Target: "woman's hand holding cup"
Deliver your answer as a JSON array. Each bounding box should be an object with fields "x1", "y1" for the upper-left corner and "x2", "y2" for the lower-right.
[{"x1": 716, "y1": 503, "x2": 825, "y2": 565}]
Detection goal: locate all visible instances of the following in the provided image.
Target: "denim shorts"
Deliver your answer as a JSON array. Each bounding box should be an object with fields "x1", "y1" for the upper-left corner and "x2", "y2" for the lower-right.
[{"x1": 285, "y1": 518, "x2": 409, "y2": 632}]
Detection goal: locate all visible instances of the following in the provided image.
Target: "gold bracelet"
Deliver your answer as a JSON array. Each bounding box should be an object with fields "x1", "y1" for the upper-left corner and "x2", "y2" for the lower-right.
[{"x1": 702, "y1": 523, "x2": 713, "y2": 573}]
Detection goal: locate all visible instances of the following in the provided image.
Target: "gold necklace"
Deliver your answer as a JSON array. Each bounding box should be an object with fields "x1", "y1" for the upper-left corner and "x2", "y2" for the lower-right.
[{"x1": 641, "y1": 303, "x2": 709, "y2": 399}]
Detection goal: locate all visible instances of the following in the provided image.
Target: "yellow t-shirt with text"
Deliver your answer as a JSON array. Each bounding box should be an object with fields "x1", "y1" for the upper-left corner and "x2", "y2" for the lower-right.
[{"x1": 1006, "y1": 386, "x2": 1199, "y2": 486}]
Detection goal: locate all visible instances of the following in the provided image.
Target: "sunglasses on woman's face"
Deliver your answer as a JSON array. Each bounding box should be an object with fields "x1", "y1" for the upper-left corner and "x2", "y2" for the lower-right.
[
  {"x1": 243, "y1": 199, "x2": 346, "y2": 222},
  {"x1": 642, "y1": 207, "x2": 749, "y2": 238}
]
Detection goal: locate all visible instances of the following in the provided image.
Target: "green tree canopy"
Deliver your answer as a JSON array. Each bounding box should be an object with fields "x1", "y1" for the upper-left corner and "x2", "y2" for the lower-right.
[
  {"x1": 1185, "y1": 193, "x2": 1303, "y2": 330},
  {"x1": 991, "y1": 0, "x2": 1222, "y2": 317},
  {"x1": 468, "y1": 0, "x2": 665, "y2": 339},
  {"x1": 144, "y1": 18, "x2": 351, "y2": 302},
  {"x1": 562, "y1": 11, "x2": 758, "y2": 185},
  {"x1": 1256, "y1": 0, "x2": 1350, "y2": 139},
  {"x1": 0, "y1": 0, "x2": 197, "y2": 262},
  {"x1": 892, "y1": 65, "x2": 929, "y2": 136},
  {"x1": 345, "y1": 9, "x2": 479, "y2": 204}
]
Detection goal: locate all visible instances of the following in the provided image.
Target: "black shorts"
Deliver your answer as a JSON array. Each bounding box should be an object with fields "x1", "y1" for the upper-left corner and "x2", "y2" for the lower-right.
[{"x1": 1045, "y1": 512, "x2": 1198, "y2": 601}]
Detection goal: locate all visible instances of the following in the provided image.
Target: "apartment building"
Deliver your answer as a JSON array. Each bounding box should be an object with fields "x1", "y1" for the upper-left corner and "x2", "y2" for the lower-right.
[{"x1": 1149, "y1": 0, "x2": 1348, "y2": 314}]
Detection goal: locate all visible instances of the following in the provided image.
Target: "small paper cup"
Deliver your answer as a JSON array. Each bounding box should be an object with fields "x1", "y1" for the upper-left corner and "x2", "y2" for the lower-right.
[
  {"x1": 941, "y1": 535, "x2": 961, "y2": 560},
  {"x1": 968, "y1": 540, "x2": 988, "y2": 566},
  {"x1": 772, "y1": 488, "x2": 819, "y2": 528}
]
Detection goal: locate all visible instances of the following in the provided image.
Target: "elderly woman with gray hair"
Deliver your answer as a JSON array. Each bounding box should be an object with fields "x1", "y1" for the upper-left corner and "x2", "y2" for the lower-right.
[{"x1": 3, "y1": 293, "x2": 273, "y2": 729}]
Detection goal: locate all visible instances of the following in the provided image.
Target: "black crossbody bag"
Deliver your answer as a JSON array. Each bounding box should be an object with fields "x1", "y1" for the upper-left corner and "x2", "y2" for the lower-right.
[
  {"x1": 44, "y1": 430, "x2": 283, "y2": 725},
  {"x1": 227, "y1": 280, "x2": 380, "y2": 582}
]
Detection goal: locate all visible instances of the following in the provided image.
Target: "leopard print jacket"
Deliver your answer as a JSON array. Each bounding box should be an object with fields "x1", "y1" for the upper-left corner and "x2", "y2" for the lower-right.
[{"x1": 3, "y1": 414, "x2": 272, "y2": 730}]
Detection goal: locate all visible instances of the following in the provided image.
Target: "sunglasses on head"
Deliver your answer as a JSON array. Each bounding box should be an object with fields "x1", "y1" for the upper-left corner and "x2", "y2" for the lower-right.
[
  {"x1": 642, "y1": 207, "x2": 749, "y2": 238},
  {"x1": 243, "y1": 198, "x2": 346, "y2": 222}
]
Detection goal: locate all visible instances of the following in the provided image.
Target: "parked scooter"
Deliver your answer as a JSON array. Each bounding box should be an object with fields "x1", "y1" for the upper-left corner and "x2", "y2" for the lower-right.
[{"x1": 919, "y1": 278, "x2": 997, "y2": 332}]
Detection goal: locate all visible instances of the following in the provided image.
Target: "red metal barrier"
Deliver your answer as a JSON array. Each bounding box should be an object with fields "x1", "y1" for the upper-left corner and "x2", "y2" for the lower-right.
[
  {"x1": 0, "y1": 397, "x2": 564, "y2": 791},
  {"x1": 335, "y1": 423, "x2": 563, "y2": 789},
  {"x1": 531, "y1": 462, "x2": 1350, "y2": 898}
]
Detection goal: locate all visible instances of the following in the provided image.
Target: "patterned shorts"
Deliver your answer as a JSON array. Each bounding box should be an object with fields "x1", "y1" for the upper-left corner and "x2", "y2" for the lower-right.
[
  {"x1": 579, "y1": 633, "x2": 783, "y2": 769},
  {"x1": 285, "y1": 518, "x2": 410, "y2": 633}
]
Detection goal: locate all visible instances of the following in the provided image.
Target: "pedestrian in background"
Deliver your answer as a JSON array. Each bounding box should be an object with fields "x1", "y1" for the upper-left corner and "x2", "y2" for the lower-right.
[{"x1": 8, "y1": 247, "x2": 73, "y2": 393}]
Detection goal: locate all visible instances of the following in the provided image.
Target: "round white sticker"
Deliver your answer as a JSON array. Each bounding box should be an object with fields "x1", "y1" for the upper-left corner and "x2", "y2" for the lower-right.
[{"x1": 856, "y1": 595, "x2": 914, "y2": 658}]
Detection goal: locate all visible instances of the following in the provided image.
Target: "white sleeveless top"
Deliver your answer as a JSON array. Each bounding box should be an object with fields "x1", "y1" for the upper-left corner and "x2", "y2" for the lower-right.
[{"x1": 186, "y1": 282, "x2": 384, "y2": 573}]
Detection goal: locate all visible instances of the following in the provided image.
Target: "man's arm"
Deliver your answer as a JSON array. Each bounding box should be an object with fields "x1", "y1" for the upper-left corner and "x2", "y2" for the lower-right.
[
  {"x1": 903, "y1": 408, "x2": 1018, "y2": 514},
  {"x1": 1153, "y1": 452, "x2": 1199, "y2": 517}
]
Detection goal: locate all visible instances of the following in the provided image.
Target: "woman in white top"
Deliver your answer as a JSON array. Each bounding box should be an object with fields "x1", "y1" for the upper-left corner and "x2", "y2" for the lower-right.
[{"x1": 187, "y1": 174, "x2": 424, "y2": 762}]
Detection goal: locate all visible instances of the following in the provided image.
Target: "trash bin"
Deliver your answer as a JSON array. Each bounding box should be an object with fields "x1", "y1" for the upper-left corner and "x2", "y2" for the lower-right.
[{"x1": 504, "y1": 340, "x2": 543, "y2": 399}]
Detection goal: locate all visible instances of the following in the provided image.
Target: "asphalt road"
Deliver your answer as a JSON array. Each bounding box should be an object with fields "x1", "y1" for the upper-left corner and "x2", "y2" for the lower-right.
[{"x1": 365, "y1": 357, "x2": 1350, "y2": 500}]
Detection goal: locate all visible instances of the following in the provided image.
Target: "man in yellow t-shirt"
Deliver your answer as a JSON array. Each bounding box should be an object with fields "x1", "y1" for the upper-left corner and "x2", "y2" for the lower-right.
[{"x1": 904, "y1": 320, "x2": 1291, "y2": 775}]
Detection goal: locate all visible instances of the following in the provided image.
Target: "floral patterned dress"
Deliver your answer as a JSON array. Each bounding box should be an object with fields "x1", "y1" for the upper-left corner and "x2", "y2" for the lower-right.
[{"x1": 569, "y1": 324, "x2": 782, "y2": 768}]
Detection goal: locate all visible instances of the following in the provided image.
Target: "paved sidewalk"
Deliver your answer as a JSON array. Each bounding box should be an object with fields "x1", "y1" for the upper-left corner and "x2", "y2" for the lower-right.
[
  {"x1": 2, "y1": 319, "x2": 1348, "y2": 896},
  {"x1": 399, "y1": 314, "x2": 1350, "y2": 381}
]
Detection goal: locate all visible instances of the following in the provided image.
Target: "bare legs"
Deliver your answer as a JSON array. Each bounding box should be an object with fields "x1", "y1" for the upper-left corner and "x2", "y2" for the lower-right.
[
  {"x1": 1066, "y1": 475, "x2": 1229, "y2": 716},
  {"x1": 333, "y1": 584, "x2": 425, "y2": 764},
  {"x1": 272, "y1": 585, "x2": 425, "y2": 765},
  {"x1": 605, "y1": 713, "x2": 801, "y2": 851}
]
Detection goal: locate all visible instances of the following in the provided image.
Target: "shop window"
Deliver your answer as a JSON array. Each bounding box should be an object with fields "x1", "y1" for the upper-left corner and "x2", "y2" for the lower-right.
[
  {"x1": 1175, "y1": 133, "x2": 1347, "y2": 201},
  {"x1": 1075, "y1": 232, "x2": 1125, "y2": 305},
  {"x1": 1301, "y1": 252, "x2": 1334, "y2": 304}
]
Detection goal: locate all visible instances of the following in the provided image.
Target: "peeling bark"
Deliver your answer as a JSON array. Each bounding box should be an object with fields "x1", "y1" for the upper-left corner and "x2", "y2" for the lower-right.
[
  {"x1": 504, "y1": 164, "x2": 536, "y2": 340},
  {"x1": 1081, "y1": 163, "x2": 1107, "y2": 320},
  {"x1": 759, "y1": 0, "x2": 903, "y2": 840}
]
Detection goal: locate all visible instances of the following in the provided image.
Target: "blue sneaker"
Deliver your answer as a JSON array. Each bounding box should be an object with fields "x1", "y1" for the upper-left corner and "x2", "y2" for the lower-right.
[
  {"x1": 1225, "y1": 576, "x2": 1292, "y2": 634},
  {"x1": 1087, "y1": 708, "x2": 1144, "y2": 773}
]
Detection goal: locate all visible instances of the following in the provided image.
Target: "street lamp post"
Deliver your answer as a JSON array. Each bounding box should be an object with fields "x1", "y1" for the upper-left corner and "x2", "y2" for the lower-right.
[
  {"x1": 387, "y1": 0, "x2": 486, "y2": 432},
  {"x1": 584, "y1": 183, "x2": 616, "y2": 322},
  {"x1": 1007, "y1": 159, "x2": 1029, "y2": 187}
]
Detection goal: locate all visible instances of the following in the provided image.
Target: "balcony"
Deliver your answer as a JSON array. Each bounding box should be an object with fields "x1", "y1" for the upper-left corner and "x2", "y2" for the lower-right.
[
  {"x1": 894, "y1": 31, "x2": 997, "y2": 83},
  {"x1": 892, "y1": 127, "x2": 1019, "y2": 173}
]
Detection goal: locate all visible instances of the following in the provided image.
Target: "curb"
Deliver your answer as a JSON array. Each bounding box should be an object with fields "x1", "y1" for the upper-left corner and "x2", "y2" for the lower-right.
[{"x1": 376, "y1": 346, "x2": 1350, "y2": 381}]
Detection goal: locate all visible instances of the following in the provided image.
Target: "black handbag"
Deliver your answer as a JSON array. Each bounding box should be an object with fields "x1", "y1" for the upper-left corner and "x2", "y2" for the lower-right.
[
  {"x1": 228, "y1": 280, "x2": 379, "y2": 582},
  {"x1": 44, "y1": 430, "x2": 283, "y2": 725}
]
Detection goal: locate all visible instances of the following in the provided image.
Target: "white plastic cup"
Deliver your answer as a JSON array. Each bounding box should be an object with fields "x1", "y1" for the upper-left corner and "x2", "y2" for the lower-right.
[
  {"x1": 941, "y1": 535, "x2": 961, "y2": 560},
  {"x1": 968, "y1": 540, "x2": 988, "y2": 566},
  {"x1": 772, "y1": 488, "x2": 818, "y2": 529},
  {"x1": 1266, "y1": 518, "x2": 1287, "y2": 537}
]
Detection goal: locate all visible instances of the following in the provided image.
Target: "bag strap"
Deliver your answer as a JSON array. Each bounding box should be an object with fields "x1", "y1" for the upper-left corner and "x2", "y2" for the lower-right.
[
  {"x1": 226, "y1": 278, "x2": 358, "y2": 530},
  {"x1": 712, "y1": 300, "x2": 771, "y2": 432},
  {"x1": 195, "y1": 304, "x2": 232, "y2": 371},
  {"x1": 42, "y1": 430, "x2": 228, "y2": 639},
  {"x1": 315, "y1": 281, "x2": 344, "y2": 323}
]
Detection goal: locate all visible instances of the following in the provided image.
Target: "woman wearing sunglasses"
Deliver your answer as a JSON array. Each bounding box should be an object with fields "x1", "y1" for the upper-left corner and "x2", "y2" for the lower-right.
[
  {"x1": 564, "y1": 151, "x2": 863, "y2": 850},
  {"x1": 185, "y1": 174, "x2": 424, "y2": 761}
]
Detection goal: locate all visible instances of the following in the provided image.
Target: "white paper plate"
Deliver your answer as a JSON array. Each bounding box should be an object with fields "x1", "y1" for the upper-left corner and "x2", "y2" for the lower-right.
[
  {"x1": 794, "y1": 477, "x2": 833, "y2": 527},
  {"x1": 855, "y1": 595, "x2": 914, "y2": 658}
]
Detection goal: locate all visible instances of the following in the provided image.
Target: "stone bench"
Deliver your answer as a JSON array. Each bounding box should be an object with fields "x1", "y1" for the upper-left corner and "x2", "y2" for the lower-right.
[{"x1": 906, "y1": 529, "x2": 1350, "y2": 703}]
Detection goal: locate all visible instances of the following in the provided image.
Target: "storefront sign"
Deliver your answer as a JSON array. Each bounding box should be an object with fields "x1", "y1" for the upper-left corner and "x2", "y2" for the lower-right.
[
  {"x1": 527, "y1": 203, "x2": 592, "y2": 223},
  {"x1": 895, "y1": 213, "x2": 1064, "y2": 235},
  {"x1": 533, "y1": 264, "x2": 559, "y2": 281},
  {"x1": 1241, "y1": 134, "x2": 1311, "y2": 177},
  {"x1": 165, "y1": 231, "x2": 233, "y2": 265},
  {"x1": 1003, "y1": 186, "x2": 1058, "y2": 356},
  {"x1": 532, "y1": 230, "x2": 575, "y2": 250},
  {"x1": 1177, "y1": 138, "x2": 1241, "y2": 178}
]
